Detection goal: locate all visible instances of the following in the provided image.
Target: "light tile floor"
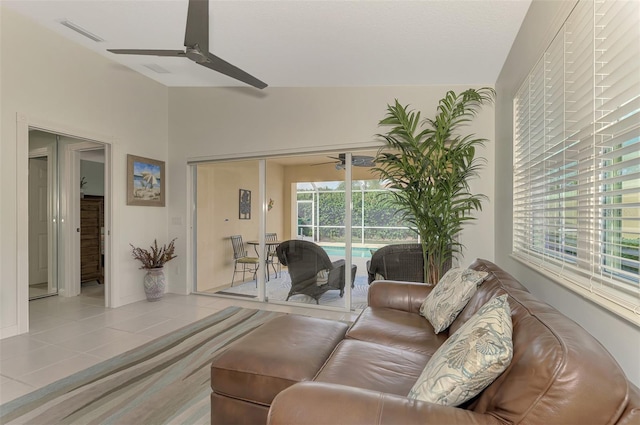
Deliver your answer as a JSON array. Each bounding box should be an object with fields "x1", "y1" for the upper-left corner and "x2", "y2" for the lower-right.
[{"x1": 0, "y1": 284, "x2": 360, "y2": 404}]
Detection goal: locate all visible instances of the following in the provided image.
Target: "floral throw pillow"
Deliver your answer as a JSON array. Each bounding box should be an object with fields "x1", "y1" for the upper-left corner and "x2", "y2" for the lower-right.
[
  {"x1": 420, "y1": 268, "x2": 488, "y2": 333},
  {"x1": 409, "y1": 294, "x2": 513, "y2": 406}
]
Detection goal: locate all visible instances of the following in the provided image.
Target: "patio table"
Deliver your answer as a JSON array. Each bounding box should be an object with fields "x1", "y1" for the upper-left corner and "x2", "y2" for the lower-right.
[{"x1": 247, "y1": 240, "x2": 282, "y2": 280}]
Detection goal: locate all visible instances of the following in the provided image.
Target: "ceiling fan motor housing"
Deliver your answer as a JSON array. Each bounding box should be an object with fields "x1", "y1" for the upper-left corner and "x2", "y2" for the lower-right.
[{"x1": 185, "y1": 45, "x2": 209, "y2": 63}]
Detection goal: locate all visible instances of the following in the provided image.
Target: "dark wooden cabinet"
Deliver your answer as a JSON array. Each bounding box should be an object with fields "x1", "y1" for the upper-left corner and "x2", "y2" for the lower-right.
[{"x1": 81, "y1": 196, "x2": 104, "y2": 284}]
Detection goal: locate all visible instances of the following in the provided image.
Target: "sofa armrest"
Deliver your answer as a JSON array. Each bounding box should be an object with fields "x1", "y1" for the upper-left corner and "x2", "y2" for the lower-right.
[
  {"x1": 368, "y1": 280, "x2": 433, "y2": 314},
  {"x1": 267, "y1": 382, "x2": 502, "y2": 425},
  {"x1": 618, "y1": 381, "x2": 640, "y2": 425}
]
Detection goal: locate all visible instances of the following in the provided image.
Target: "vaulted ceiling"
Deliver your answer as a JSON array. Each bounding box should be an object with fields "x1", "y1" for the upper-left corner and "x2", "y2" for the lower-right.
[{"x1": 3, "y1": 0, "x2": 532, "y2": 88}]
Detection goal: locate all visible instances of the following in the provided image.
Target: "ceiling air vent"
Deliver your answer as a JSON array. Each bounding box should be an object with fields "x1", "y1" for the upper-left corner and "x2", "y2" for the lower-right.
[
  {"x1": 59, "y1": 20, "x2": 104, "y2": 42},
  {"x1": 143, "y1": 64, "x2": 171, "y2": 74}
]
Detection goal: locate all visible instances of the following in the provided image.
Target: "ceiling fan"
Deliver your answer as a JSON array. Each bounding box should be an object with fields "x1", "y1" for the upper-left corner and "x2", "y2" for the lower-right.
[
  {"x1": 106, "y1": 0, "x2": 267, "y2": 89},
  {"x1": 314, "y1": 154, "x2": 376, "y2": 170}
]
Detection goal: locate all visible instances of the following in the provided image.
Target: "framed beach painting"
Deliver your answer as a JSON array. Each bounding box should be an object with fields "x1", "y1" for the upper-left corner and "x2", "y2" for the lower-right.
[{"x1": 127, "y1": 154, "x2": 165, "y2": 206}]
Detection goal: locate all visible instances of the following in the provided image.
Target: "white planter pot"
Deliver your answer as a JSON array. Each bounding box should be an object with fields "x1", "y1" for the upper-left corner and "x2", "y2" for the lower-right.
[{"x1": 144, "y1": 267, "x2": 165, "y2": 301}]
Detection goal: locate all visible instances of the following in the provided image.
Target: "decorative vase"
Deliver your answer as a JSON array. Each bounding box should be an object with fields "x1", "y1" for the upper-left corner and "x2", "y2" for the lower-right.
[{"x1": 143, "y1": 267, "x2": 165, "y2": 301}]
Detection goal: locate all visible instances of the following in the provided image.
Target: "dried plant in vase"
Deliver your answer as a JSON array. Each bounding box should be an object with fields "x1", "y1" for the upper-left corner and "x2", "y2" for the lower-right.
[
  {"x1": 130, "y1": 238, "x2": 177, "y2": 269},
  {"x1": 130, "y1": 238, "x2": 177, "y2": 301}
]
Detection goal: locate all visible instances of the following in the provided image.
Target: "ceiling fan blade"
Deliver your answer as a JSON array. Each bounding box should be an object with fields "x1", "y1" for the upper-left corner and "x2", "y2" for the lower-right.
[
  {"x1": 352, "y1": 156, "x2": 375, "y2": 167},
  {"x1": 184, "y1": 0, "x2": 209, "y2": 51},
  {"x1": 107, "y1": 49, "x2": 186, "y2": 57},
  {"x1": 107, "y1": 0, "x2": 268, "y2": 89},
  {"x1": 199, "y1": 52, "x2": 267, "y2": 89}
]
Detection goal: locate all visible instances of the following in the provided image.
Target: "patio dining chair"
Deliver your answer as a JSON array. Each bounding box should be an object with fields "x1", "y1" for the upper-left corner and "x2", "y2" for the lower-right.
[
  {"x1": 265, "y1": 233, "x2": 281, "y2": 279},
  {"x1": 230, "y1": 235, "x2": 260, "y2": 286}
]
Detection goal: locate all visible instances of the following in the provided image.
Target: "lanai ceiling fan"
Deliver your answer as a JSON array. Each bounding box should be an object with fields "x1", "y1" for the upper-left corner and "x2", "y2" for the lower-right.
[
  {"x1": 107, "y1": 0, "x2": 267, "y2": 89},
  {"x1": 314, "y1": 153, "x2": 376, "y2": 170}
]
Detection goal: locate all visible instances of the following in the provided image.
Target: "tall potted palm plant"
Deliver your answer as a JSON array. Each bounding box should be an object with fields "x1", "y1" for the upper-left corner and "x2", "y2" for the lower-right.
[{"x1": 374, "y1": 87, "x2": 495, "y2": 284}]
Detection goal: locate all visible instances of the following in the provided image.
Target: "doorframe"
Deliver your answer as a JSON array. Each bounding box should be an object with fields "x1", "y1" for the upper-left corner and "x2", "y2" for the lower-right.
[
  {"x1": 16, "y1": 113, "x2": 115, "y2": 334},
  {"x1": 65, "y1": 142, "x2": 107, "y2": 299},
  {"x1": 188, "y1": 153, "x2": 358, "y2": 312}
]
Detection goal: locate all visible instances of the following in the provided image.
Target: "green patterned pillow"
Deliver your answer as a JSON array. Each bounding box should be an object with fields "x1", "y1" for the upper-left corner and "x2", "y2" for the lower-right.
[
  {"x1": 420, "y1": 268, "x2": 488, "y2": 333},
  {"x1": 409, "y1": 294, "x2": 513, "y2": 406}
]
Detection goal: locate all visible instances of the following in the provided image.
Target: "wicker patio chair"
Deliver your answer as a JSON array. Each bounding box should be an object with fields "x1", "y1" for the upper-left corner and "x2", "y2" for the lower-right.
[
  {"x1": 367, "y1": 243, "x2": 423, "y2": 284},
  {"x1": 276, "y1": 240, "x2": 357, "y2": 304},
  {"x1": 367, "y1": 243, "x2": 453, "y2": 284}
]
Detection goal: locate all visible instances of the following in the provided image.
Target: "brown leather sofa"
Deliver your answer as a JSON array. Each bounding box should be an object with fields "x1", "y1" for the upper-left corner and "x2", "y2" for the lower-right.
[{"x1": 266, "y1": 258, "x2": 640, "y2": 425}]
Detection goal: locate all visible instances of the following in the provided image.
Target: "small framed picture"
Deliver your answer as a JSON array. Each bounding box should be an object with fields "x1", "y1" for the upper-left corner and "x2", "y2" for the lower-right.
[
  {"x1": 127, "y1": 155, "x2": 165, "y2": 206},
  {"x1": 239, "y1": 189, "x2": 251, "y2": 219}
]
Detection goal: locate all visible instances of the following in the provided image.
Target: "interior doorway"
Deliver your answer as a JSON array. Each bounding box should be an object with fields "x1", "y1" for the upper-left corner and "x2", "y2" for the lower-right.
[{"x1": 27, "y1": 130, "x2": 107, "y2": 303}]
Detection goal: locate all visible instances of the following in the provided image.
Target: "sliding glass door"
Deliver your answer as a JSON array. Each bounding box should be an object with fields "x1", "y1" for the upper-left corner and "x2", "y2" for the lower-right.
[
  {"x1": 191, "y1": 150, "x2": 380, "y2": 311},
  {"x1": 193, "y1": 159, "x2": 261, "y2": 298}
]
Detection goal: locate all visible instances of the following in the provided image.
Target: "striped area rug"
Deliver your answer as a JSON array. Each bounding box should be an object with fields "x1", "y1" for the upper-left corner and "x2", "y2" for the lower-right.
[{"x1": 0, "y1": 307, "x2": 283, "y2": 425}]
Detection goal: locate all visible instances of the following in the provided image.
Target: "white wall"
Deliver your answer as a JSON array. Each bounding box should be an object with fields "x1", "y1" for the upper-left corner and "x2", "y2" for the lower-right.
[
  {"x1": 2, "y1": 8, "x2": 496, "y2": 336},
  {"x1": 0, "y1": 7, "x2": 170, "y2": 337},
  {"x1": 495, "y1": 0, "x2": 640, "y2": 386},
  {"x1": 168, "y1": 86, "x2": 496, "y2": 292}
]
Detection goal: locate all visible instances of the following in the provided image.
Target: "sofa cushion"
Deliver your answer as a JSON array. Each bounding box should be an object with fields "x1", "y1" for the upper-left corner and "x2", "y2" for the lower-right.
[
  {"x1": 315, "y1": 339, "x2": 430, "y2": 396},
  {"x1": 409, "y1": 294, "x2": 513, "y2": 406},
  {"x1": 420, "y1": 268, "x2": 488, "y2": 333},
  {"x1": 447, "y1": 259, "x2": 528, "y2": 336},
  {"x1": 346, "y1": 307, "x2": 448, "y2": 356},
  {"x1": 211, "y1": 315, "x2": 348, "y2": 406}
]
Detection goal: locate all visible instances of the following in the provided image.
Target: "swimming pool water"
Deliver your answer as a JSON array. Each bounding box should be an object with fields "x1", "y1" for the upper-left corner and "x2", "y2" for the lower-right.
[{"x1": 321, "y1": 246, "x2": 373, "y2": 258}]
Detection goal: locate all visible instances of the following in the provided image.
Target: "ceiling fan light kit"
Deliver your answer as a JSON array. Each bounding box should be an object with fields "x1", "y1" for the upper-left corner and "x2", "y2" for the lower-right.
[{"x1": 107, "y1": 0, "x2": 267, "y2": 89}]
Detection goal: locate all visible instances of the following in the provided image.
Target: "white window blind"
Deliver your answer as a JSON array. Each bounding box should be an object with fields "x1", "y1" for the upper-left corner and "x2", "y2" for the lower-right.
[{"x1": 513, "y1": 0, "x2": 639, "y2": 321}]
